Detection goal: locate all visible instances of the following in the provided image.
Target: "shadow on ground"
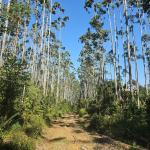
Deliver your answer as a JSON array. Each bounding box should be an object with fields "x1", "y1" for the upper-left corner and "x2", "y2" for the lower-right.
[
  {"x1": 93, "y1": 137, "x2": 113, "y2": 144},
  {"x1": 41, "y1": 136, "x2": 66, "y2": 143},
  {"x1": 71, "y1": 115, "x2": 130, "y2": 150}
]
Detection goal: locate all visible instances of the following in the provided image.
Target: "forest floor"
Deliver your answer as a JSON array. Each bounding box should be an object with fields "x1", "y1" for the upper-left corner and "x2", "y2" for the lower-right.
[{"x1": 36, "y1": 114, "x2": 133, "y2": 150}]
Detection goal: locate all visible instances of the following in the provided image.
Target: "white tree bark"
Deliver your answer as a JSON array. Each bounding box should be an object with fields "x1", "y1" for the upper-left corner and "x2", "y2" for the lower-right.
[
  {"x1": 0, "y1": 0, "x2": 11, "y2": 65},
  {"x1": 138, "y1": 6, "x2": 148, "y2": 95},
  {"x1": 123, "y1": 0, "x2": 133, "y2": 94},
  {"x1": 107, "y1": 5, "x2": 118, "y2": 99}
]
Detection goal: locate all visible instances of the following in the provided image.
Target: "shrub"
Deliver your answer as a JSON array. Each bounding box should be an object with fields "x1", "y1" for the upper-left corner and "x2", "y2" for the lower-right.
[
  {"x1": 4, "y1": 122, "x2": 23, "y2": 141},
  {"x1": 44, "y1": 106, "x2": 63, "y2": 125},
  {"x1": 0, "y1": 128, "x2": 3, "y2": 144},
  {"x1": 45, "y1": 113, "x2": 53, "y2": 126},
  {"x1": 79, "y1": 99, "x2": 89, "y2": 108},
  {"x1": 44, "y1": 101, "x2": 72, "y2": 125},
  {"x1": 25, "y1": 114, "x2": 44, "y2": 138},
  {"x1": 19, "y1": 83, "x2": 43, "y2": 125},
  {"x1": 90, "y1": 113, "x2": 122, "y2": 134},
  {"x1": 10, "y1": 131, "x2": 35, "y2": 150},
  {"x1": 0, "y1": 114, "x2": 20, "y2": 144},
  {"x1": 146, "y1": 96, "x2": 150, "y2": 127},
  {"x1": 60, "y1": 101, "x2": 72, "y2": 114},
  {"x1": 9, "y1": 122, "x2": 22, "y2": 132},
  {"x1": 79, "y1": 108, "x2": 87, "y2": 117},
  {"x1": 129, "y1": 142, "x2": 139, "y2": 150},
  {"x1": 0, "y1": 51, "x2": 29, "y2": 118},
  {"x1": 87, "y1": 102, "x2": 99, "y2": 115}
]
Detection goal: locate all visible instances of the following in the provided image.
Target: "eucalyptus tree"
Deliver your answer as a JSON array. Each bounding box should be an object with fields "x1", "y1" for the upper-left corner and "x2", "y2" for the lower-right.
[
  {"x1": 80, "y1": 1, "x2": 109, "y2": 101},
  {"x1": 0, "y1": 0, "x2": 11, "y2": 65},
  {"x1": 106, "y1": 1, "x2": 118, "y2": 98},
  {"x1": 117, "y1": 8, "x2": 128, "y2": 89},
  {"x1": 84, "y1": 0, "x2": 126, "y2": 100},
  {"x1": 146, "y1": 49, "x2": 150, "y2": 87},
  {"x1": 53, "y1": 16, "x2": 69, "y2": 102},
  {"x1": 31, "y1": 0, "x2": 69, "y2": 97},
  {"x1": 79, "y1": 31, "x2": 96, "y2": 99},
  {"x1": 143, "y1": 33, "x2": 150, "y2": 89},
  {"x1": 123, "y1": 0, "x2": 133, "y2": 94},
  {"x1": 30, "y1": 0, "x2": 40, "y2": 82},
  {"x1": 136, "y1": 0, "x2": 148, "y2": 95},
  {"x1": 128, "y1": 3, "x2": 140, "y2": 106},
  {"x1": 22, "y1": 0, "x2": 31, "y2": 63},
  {"x1": 45, "y1": 0, "x2": 53, "y2": 96}
]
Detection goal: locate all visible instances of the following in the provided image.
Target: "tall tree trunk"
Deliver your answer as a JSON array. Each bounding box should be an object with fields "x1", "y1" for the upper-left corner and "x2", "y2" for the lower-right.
[
  {"x1": 123, "y1": 0, "x2": 133, "y2": 95},
  {"x1": 22, "y1": 0, "x2": 30, "y2": 63},
  {"x1": 46, "y1": 0, "x2": 53, "y2": 95},
  {"x1": 0, "y1": 0, "x2": 11, "y2": 65},
  {"x1": 39, "y1": 0, "x2": 46, "y2": 88},
  {"x1": 120, "y1": 10, "x2": 127, "y2": 89},
  {"x1": 132, "y1": 27, "x2": 140, "y2": 107},
  {"x1": 56, "y1": 50, "x2": 61, "y2": 103},
  {"x1": 13, "y1": 21, "x2": 20, "y2": 55},
  {"x1": 22, "y1": 18, "x2": 27, "y2": 62},
  {"x1": 56, "y1": 20, "x2": 62, "y2": 103},
  {"x1": 107, "y1": 5, "x2": 118, "y2": 99},
  {"x1": 137, "y1": 2, "x2": 148, "y2": 95},
  {"x1": 33, "y1": 0, "x2": 39, "y2": 83},
  {"x1": 114, "y1": 13, "x2": 122, "y2": 100},
  {"x1": 43, "y1": 14, "x2": 49, "y2": 96}
]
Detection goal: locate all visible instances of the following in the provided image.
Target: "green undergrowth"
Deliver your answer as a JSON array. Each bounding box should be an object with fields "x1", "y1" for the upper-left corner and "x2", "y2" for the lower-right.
[
  {"x1": 79, "y1": 108, "x2": 87, "y2": 117},
  {"x1": 0, "y1": 81, "x2": 73, "y2": 150},
  {"x1": 77, "y1": 96, "x2": 150, "y2": 149},
  {"x1": 44, "y1": 101, "x2": 73, "y2": 125},
  {"x1": 76, "y1": 80, "x2": 150, "y2": 149}
]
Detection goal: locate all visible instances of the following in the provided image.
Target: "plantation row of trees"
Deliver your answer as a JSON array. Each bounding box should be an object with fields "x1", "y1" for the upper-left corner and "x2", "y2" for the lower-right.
[
  {"x1": 77, "y1": 0, "x2": 150, "y2": 149},
  {"x1": 0, "y1": 0, "x2": 79, "y2": 149}
]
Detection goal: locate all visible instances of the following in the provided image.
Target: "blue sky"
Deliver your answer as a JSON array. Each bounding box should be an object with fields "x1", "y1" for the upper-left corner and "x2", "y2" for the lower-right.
[{"x1": 57, "y1": 0, "x2": 91, "y2": 69}]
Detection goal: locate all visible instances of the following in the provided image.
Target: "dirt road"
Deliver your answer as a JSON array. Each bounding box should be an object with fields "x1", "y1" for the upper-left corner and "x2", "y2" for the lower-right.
[{"x1": 36, "y1": 114, "x2": 130, "y2": 150}]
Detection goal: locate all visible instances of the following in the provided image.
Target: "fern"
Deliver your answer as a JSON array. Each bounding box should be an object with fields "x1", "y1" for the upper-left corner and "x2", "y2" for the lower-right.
[{"x1": 0, "y1": 113, "x2": 19, "y2": 129}]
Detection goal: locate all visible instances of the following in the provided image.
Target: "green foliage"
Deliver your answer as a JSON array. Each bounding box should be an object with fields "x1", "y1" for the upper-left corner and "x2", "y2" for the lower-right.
[
  {"x1": 97, "y1": 81, "x2": 117, "y2": 115},
  {"x1": 90, "y1": 113, "x2": 119, "y2": 133},
  {"x1": 87, "y1": 101, "x2": 99, "y2": 115},
  {"x1": 0, "y1": 0, "x2": 74, "y2": 149},
  {"x1": 146, "y1": 96, "x2": 150, "y2": 127},
  {"x1": 83, "y1": 81, "x2": 150, "y2": 147},
  {"x1": 24, "y1": 114, "x2": 44, "y2": 138},
  {"x1": 0, "y1": 131, "x2": 35, "y2": 150},
  {"x1": 44, "y1": 101, "x2": 72, "y2": 125},
  {"x1": 0, "y1": 113, "x2": 19, "y2": 130},
  {"x1": 139, "y1": 86, "x2": 147, "y2": 102},
  {"x1": 79, "y1": 99, "x2": 89, "y2": 109},
  {"x1": 9, "y1": 131, "x2": 35, "y2": 150},
  {"x1": 0, "y1": 113, "x2": 19, "y2": 144},
  {"x1": 79, "y1": 108, "x2": 87, "y2": 117},
  {"x1": 41, "y1": 94, "x2": 56, "y2": 115},
  {"x1": 0, "y1": 128, "x2": 4, "y2": 144},
  {"x1": 21, "y1": 83, "x2": 43, "y2": 120},
  {"x1": 9, "y1": 122, "x2": 22, "y2": 133},
  {"x1": 89, "y1": 102, "x2": 149, "y2": 147},
  {"x1": 129, "y1": 142, "x2": 139, "y2": 150},
  {"x1": 0, "y1": 51, "x2": 28, "y2": 118},
  {"x1": 89, "y1": 113, "x2": 100, "y2": 131}
]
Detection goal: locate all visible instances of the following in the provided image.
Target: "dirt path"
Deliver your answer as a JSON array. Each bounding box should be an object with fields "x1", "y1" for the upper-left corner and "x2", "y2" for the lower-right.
[{"x1": 36, "y1": 114, "x2": 131, "y2": 150}]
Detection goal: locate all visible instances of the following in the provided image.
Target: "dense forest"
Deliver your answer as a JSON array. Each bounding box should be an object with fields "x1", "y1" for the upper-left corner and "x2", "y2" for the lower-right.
[{"x1": 0, "y1": 0, "x2": 150, "y2": 150}]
